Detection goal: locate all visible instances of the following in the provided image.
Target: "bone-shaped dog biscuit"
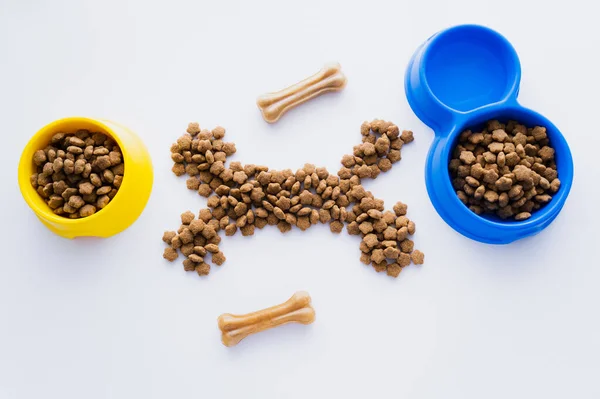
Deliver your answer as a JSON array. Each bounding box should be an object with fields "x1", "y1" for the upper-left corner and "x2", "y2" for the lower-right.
[
  {"x1": 217, "y1": 291, "x2": 315, "y2": 347},
  {"x1": 256, "y1": 63, "x2": 347, "y2": 123}
]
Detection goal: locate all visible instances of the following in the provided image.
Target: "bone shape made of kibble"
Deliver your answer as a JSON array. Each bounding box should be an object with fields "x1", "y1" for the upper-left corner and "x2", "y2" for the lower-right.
[
  {"x1": 256, "y1": 63, "x2": 347, "y2": 123},
  {"x1": 217, "y1": 291, "x2": 315, "y2": 347}
]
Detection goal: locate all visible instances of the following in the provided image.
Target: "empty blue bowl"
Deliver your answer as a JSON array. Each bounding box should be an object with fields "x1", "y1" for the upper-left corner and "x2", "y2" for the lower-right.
[{"x1": 405, "y1": 24, "x2": 574, "y2": 244}]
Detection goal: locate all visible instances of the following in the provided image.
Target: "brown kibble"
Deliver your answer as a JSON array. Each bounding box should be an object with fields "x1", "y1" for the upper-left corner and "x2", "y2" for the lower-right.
[
  {"x1": 33, "y1": 150, "x2": 47, "y2": 166},
  {"x1": 515, "y1": 212, "x2": 531, "y2": 221},
  {"x1": 387, "y1": 150, "x2": 402, "y2": 164},
  {"x1": 181, "y1": 211, "x2": 195, "y2": 225},
  {"x1": 193, "y1": 246, "x2": 207, "y2": 257},
  {"x1": 386, "y1": 263, "x2": 402, "y2": 278},
  {"x1": 371, "y1": 249, "x2": 385, "y2": 264},
  {"x1": 205, "y1": 243, "x2": 219, "y2": 253},
  {"x1": 212, "y1": 251, "x2": 226, "y2": 265},
  {"x1": 319, "y1": 208, "x2": 331, "y2": 223},
  {"x1": 488, "y1": 142, "x2": 504, "y2": 154},
  {"x1": 360, "y1": 253, "x2": 371, "y2": 265},
  {"x1": 181, "y1": 243, "x2": 194, "y2": 257},
  {"x1": 372, "y1": 261, "x2": 388, "y2": 273},
  {"x1": 79, "y1": 204, "x2": 96, "y2": 217},
  {"x1": 383, "y1": 246, "x2": 399, "y2": 260},
  {"x1": 162, "y1": 231, "x2": 176, "y2": 244},
  {"x1": 397, "y1": 252, "x2": 411, "y2": 267},
  {"x1": 538, "y1": 146, "x2": 555, "y2": 162},
  {"x1": 459, "y1": 151, "x2": 476, "y2": 165},
  {"x1": 172, "y1": 163, "x2": 186, "y2": 176},
  {"x1": 393, "y1": 201, "x2": 407, "y2": 216},
  {"x1": 171, "y1": 236, "x2": 182, "y2": 249},
  {"x1": 363, "y1": 233, "x2": 379, "y2": 248},
  {"x1": 383, "y1": 226, "x2": 397, "y2": 240},
  {"x1": 535, "y1": 194, "x2": 552, "y2": 204},
  {"x1": 492, "y1": 129, "x2": 508, "y2": 142},
  {"x1": 358, "y1": 221, "x2": 373, "y2": 234},
  {"x1": 549, "y1": 178, "x2": 561, "y2": 193},
  {"x1": 195, "y1": 263, "x2": 211, "y2": 276},
  {"x1": 277, "y1": 221, "x2": 292, "y2": 233},
  {"x1": 225, "y1": 223, "x2": 237, "y2": 236},
  {"x1": 240, "y1": 223, "x2": 256, "y2": 236},
  {"x1": 78, "y1": 182, "x2": 95, "y2": 195},
  {"x1": 179, "y1": 228, "x2": 194, "y2": 244},
  {"x1": 163, "y1": 247, "x2": 179, "y2": 262},
  {"x1": 47, "y1": 195, "x2": 64, "y2": 209},
  {"x1": 96, "y1": 195, "x2": 110, "y2": 209},
  {"x1": 400, "y1": 130, "x2": 414, "y2": 143},
  {"x1": 68, "y1": 195, "x2": 85, "y2": 209},
  {"x1": 330, "y1": 220, "x2": 343, "y2": 233},
  {"x1": 400, "y1": 239, "x2": 414, "y2": 253},
  {"x1": 411, "y1": 250, "x2": 425, "y2": 265},
  {"x1": 347, "y1": 221, "x2": 360, "y2": 235}
]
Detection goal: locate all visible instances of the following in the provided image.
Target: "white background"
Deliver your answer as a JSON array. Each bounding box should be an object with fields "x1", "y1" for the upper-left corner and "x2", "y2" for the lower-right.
[{"x1": 1, "y1": 0, "x2": 599, "y2": 398}]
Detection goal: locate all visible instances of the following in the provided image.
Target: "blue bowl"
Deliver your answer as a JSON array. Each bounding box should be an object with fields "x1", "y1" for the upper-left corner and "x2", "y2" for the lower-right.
[{"x1": 405, "y1": 24, "x2": 574, "y2": 244}]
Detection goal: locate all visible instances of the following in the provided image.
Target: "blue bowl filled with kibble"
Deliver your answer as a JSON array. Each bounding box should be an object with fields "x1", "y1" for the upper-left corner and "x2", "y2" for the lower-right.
[{"x1": 405, "y1": 24, "x2": 573, "y2": 244}]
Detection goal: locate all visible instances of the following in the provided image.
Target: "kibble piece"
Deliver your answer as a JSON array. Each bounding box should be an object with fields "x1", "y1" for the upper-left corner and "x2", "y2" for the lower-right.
[
  {"x1": 210, "y1": 250, "x2": 226, "y2": 266},
  {"x1": 195, "y1": 263, "x2": 211, "y2": 276},
  {"x1": 383, "y1": 246, "x2": 399, "y2": 260},
  {"x1": 277, "y1": 221, "x2": 292, "y2": 233},
  {"x1": 96, "y1": 195, "x2": 110, "y2": 209},
  {"x1": 189, "y1": 219, "x2": 205, "y2": 235},
  {"x1": 225, "y1": 223, "x2": 237, "y2": 236},
  {"x1": 47, "y1": 195, "x2": 64, "y2": 209},
  {"x1": 386, "y1": 263, "x2": 402, "y2": 278},
  {"x1": 67, "y1": 195, "x2": 85, "y2": 209},
  {"x1": 171, "y1": 236, "x2": 183, "y2": 249},
  {"x1": 399, "y1": 129, "x2": 413, "y2": 143},
  {"x1": 181, "y1": 211, "x2": 195, "y2": 224},
  {"x1": 396, "y1": 252, "x2": 410, "y2": 267},
  {"x1": 383, "y1": 226, "x2": 397, "y2": 240},
  {"x1": 391, "y1": 217, "x2": 407, "y2": 230},
  {"x1": 363, "y1": 233, "x2": 379, "y2": 248},
  {"x1": 180, "y1": 243, "x2": 194, "y2": 257},
  {"x1": 400, "y1": 239, "x2": 414, "y2": 253},
  {"x1": 372, "y1": 261, "x2": 388, "y2": 273},
  {"x1": 79, "y1": 204, "x2": 96, "y2": 217},
  {"x1": 78, "y1": 182, "x2": 95, "y2": 195},
  {"x1": 347, "y1": 221, "x2": 360, "y2": 235},
  {"x1": 179, "y1": 228, "x2": 194, "y2": 244},
  {"x1": 204, "y1": 243, "x2": 219, "y2": 253},
  {"x1": 163, "y1": 247, "x2": 179, "y2": 261},
  {"x1": 550, "y1": 178, "x2": 561, "y2": 193},
  {"x1": 360, "y1": 253, "x2": 371, "y2": 265},
  {"x1": 515, "y1": 212, "x2": 531, "y2": 221},
  {"x1": 357, "y1": 221, "x2": 372, "y2": 234},
  {"x1": 393, "y1": 201, "x2": 407, "y2": 216},
  {"x1": 395, "y1": 226, "x2": 408, "y2": 242},
  {"x1": 371, "y1": 249, "x2": 385, "y2": 264},
  {"x1": 459, "y1": 151, "x2": 476, "y2": 165},
  {"x1": 329, "y1": 220, "x2": 343, "y2": 233},
  {"x1": 162, "y1": 231, "x2": 177, "y2": 244},
  {"x1": 411, "y1": 250, "x2": 425, "y2": 265}
]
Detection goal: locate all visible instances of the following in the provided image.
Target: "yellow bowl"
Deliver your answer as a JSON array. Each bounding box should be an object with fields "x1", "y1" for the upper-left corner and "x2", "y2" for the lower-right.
[{"x1": 18, "y1": 117, "x2": 153, "y2": 238}]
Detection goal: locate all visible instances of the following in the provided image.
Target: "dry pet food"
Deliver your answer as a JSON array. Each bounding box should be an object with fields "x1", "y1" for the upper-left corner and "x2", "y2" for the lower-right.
[
  {"x1": 449, "y1": 119, "x2": 560, "y2": 221},
  {"x1": 162, "y1": 120, "x2": 424, "y2": 278},
  {"x1": 30, "y1": 130, "x2": 124, "y2": 218},
  {"x1": 217, "y1": 291, "x2": 315, "y2": 347},
  {"x1": 256, "y1": 63, "x2": 347, "y2": 123}
]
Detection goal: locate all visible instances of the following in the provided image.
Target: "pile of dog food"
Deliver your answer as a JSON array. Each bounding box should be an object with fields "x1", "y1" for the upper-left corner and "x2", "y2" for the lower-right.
[
  {"x1": 450, "y1": 120, "x2": 561, "y2": 220},
  {"x1": 162, "y1": 120, "x2": 424, "y2": 278},
  {"x1": 30, "y1": 131, "x2": 124, "y2": 218}
]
